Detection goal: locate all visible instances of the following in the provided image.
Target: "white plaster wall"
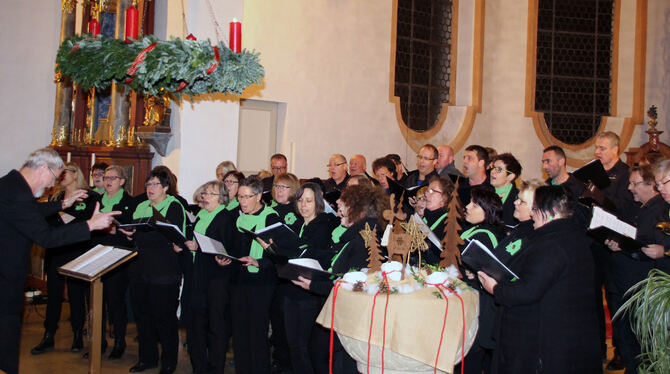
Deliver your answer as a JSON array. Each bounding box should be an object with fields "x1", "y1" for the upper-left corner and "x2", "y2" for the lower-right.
[
  {"x1": 243, "y1": 0, "x2": 413, "y2": 180},
  {"x1": 0, "y1": 0, "x2": 61, "y2": 174}
]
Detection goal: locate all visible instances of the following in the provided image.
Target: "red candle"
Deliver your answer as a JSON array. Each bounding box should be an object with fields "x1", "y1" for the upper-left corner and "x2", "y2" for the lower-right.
[
  {"x1": 125, "y1": 4, "x2": 139, "y2": 43},
  {"x1": 88, "y1": 18, "x2": 100, "y2": 36},
  {"x1": 229, "y1": 19, "x2": 241, "y2": 53}
]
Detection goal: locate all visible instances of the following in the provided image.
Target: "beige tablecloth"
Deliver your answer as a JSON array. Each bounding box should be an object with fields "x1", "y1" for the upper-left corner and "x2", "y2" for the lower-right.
[{"x1": 316, "y1": 285, "x2": 479, "y2": 373}]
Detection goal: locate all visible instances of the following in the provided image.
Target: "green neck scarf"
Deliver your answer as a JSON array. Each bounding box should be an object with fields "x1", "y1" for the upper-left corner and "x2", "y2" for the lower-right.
[
  {"x1": 424, "y1": 212, "x2": 449, "y2": 231},
  {"x1": 194, "y1": 204, "x2": 226, "y2": 235},
  {"x1": 460, "y1": 224, "x2": 499, "y2": 248},
  {"x1": 101, "y1": 188, "x2": 124, "y2": 213},
  {"x1": 93, "y1": 187, "x2": 105, "y2": 194},
  {"x1": 226, "y1": 199, "x2": 240, "y2": 211},
  {"x1": 133, "y1": 195, "x2": 185, "y2": 232},
  {"x1": 328, "y1": 242, "x2": 350, "y2": 272},
  {"x1": 236, "y1": 205, "x2": 277, "y2": 273},
  {"x1": 495, "y1": 184, "x2": 514, "y2": 204},
  {"x1": 331, "y1": 224, "x2": 347, "y2": 244}
]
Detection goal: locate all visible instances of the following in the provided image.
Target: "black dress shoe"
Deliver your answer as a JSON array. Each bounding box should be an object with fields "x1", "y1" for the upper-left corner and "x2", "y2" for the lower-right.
[
  {"x1": 606, "y1": 352, "x2": 625, "y2": 371},
  {"x1": 129, "y1": 362, "x2": 158, "y2": 372},
  {"x1": 82, "y1": 339, "x2": 108, "y2": 359},
  {"x1": 31, "y1": 332, "x2": 55, "y2": 355},
  {"x1": 158, "y1": 366, "x2": 176, "y2": 374},
  {"x1": 71, "y1": 331, "x2": 83, "y2": 352},
  {"x1": 108, "y1": 342, "x2": 126, "y2": 360}
]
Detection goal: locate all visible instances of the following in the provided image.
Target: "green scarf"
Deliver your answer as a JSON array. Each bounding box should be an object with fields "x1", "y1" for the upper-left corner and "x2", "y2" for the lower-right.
[
  {"x1": 194, "y1": 204, "x2": 226, "y2": 235},
  {"x1": 236, "y1": 205, "x2": 277, "y2": 273},
  {"x1": 331, "y1": 224, "x2": 347, "y2": 244},
  {"x1": 133, "y1": 195, "x2": 186, "y2": 233},
  {"x1": 226, "y1": 198, "x2": 240, "y2": 211},
  {"x1": 460, "y1": 224, "x2": 499, "y2": 248},
  {"x1": 328, "y1": 242, "x2": 350, "y2": 272},
  {"x1": 424, "y1": 212, "x2": 449, "y2": 231},
  {"x1": 495, "y1": 184, "x2": 514, "y2": 204},
  {"x1": 93, "y1": 187, "x2": 105, "y2": 194},
  {"x1": 101, "y1": 188, "x2": 124, "y2": 213}
]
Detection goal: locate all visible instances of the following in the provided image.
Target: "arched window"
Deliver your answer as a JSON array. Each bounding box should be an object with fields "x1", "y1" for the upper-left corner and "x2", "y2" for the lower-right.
[
  {"x1": 534, "y1": 0, "x2": 614, "y2": 144},
  {"x1": 394, "y1": 0, "x2": 452, "y2": 132}
]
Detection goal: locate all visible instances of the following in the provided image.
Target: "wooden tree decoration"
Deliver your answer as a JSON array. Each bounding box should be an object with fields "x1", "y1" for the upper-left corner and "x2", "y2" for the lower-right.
[
  {"x1": 400, "y1": 220, "x2": 428, "y2": 266},
  {"x1": 439, "y1": 180, "x2": 465, "y2": 272},
  {"x1": 361, "y1": 223, "x2": 384, "y2": 272}
]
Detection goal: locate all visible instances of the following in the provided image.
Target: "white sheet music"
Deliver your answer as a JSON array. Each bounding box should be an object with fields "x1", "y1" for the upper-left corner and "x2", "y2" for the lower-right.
[
  {"x1": 61, "y1": 244, "x2": 133, "y2": 278},
  {"x1": 194, "y1": 231, "x2": 228, "y2": 255},
  {"x1": 589, "y1": 206, "x2": 636, "y2": 238},
  {"x1": 288, "y1": 258, "x2": 324, "y2": 271}
]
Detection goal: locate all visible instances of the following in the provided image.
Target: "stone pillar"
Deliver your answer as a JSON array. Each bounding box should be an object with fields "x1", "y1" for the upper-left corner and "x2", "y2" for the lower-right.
[{"x1": 50, "y1": 0, "x2": 77, "y2": 146}]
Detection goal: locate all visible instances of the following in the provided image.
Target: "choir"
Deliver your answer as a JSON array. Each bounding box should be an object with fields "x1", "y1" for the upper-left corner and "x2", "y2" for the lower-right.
[{"x1": 17, "y1": 134, "x2": 670, "y2": 374}]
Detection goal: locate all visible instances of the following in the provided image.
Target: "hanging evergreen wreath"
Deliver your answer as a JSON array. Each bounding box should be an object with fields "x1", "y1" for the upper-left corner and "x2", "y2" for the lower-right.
[{"x1": 56, "y1": 34, "x2": 264, "y2": 98}]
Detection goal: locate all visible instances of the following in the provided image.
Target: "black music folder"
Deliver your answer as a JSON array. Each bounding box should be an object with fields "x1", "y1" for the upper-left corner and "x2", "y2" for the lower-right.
[
  {"x1": 573, "y1": 159, "x2": 611, "y2": 190},
  {"x1": 461, "y1": 239, "x2": 520, "y2": 282},
  {"x1": 276, "y1": 258, "x2": 337, "y2": 281}
]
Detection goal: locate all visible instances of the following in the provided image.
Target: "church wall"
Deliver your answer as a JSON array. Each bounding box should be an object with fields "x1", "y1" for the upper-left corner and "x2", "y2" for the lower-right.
[{"x1": 0, "y1": 0, "x2": 669, "y2": 198}]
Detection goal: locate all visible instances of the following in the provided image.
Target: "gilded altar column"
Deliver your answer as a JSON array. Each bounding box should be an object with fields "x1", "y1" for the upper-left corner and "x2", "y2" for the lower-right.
[
  {"x1": 106, "y1": 0, "x2": 134, "y2": 146},
  {"x1": 50, "y1": 0, "x2": 77, "y2": 146}
]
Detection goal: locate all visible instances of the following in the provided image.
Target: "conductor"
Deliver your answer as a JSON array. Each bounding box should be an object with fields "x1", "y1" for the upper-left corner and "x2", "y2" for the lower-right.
[{"x1": 0, "y1": 148, "x2": 119, "y2": 374}]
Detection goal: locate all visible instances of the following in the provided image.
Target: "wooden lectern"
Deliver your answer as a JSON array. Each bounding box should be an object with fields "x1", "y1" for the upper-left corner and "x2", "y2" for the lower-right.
[{"x1": 58, "y1": 245, "x2": 137, "y2": 374}]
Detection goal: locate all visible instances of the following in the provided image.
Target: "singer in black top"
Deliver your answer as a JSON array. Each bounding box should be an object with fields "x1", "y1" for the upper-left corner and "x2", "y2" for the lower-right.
[
  {"x1": 180, "y1": 180, "x2": 232, "y2": 374},
  {"x1": 122, "y1": 170, "x2": 186, "y2": 374},
  {"x1": 479, "y1": 186, "x2": 601, "y2": 374},
  {"x1": 216, "y1": 176, "x2": 281, "y2": 374},
  {"x1": 293, "y1": 184, "x2": 388, "y2": 374},
  {"x1": 31, "y1": 163, "x2": 99, "y2": 356},
  {"x1": 489, "y1": 153, "x2": 522, "y2": 227},
  {"x1": 91, "y1": 165, "x2": 137, "y2": 360},
  {"x1": 284, "y1": 182, "x2": 339, "y2": 374},
  {"x1": 419, "y1": 176, "x2": 455, "y2": 265},
  {"x1": 456, "y1": 187, "x2": 505, "y2": 374}
]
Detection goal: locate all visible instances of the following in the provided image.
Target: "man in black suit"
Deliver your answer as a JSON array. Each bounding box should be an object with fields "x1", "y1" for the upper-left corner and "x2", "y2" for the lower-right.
[
  {"x1": 261, "y1": 153, "x2": 288, "y2": 192},
  {"x1": 0, "y1": 148, "x2": 118, "y2": 374},
  {"x1": 457, "y1": 144, "x2": 492, "y2": 206}
]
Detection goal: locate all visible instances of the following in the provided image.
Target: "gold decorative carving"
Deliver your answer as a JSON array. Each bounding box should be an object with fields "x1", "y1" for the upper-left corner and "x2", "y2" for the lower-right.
[
  {"x1": 143, "y1": 95, "x2": 170, "y2": 127},
  {"x1": 62, "y1": 0, "x2": 77, "y2": 13}
]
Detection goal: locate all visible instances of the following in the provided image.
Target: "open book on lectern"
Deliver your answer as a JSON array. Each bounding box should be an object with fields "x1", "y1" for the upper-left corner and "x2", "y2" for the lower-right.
[
  {"x1": 461, "y1": 239, "x2": 520, "y2": 282},
  {"x1": 58, "y1": 244, "x2": 137, "y2": 282}
]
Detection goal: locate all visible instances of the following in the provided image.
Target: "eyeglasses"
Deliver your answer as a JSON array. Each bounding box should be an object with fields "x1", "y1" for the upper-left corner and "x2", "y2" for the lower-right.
[
  {"x1": 237, "y1": 193, "x2": 259, "y2": 201},
  {"x1": 223, "y1": 179, "x2": 239, "y2": 185},
  {"x1": 47, "y1": 167, "x2": 58, "y2": 181},
  {"x1": 103, "y1": 176, "x2": 121, "y2": 181},
  {"x1": 63, "y1": 169, "x2": 76, "y2": 174},
  {"x1": 145, "y1": 182, "x2": 162, "y2": 188},
  {"x1": 326, "y1": 162, "x2": 347, "y2": 168},
  {"x1": 273, "y1": 184, "x2": 290, "y2": 190},
  {"x1": 655, "y1": 178, "x2": 670, "y2": 188},
  {"x1": 92, "y1": 172, "x2": 105, "y2": 177},
  {"x1": 271, "y1": 166, "x2": 287, "y2": 171},
  {"x1": 427, "y1": 188, "x2": 443, "y2": 195},
  {"x1": 515, "y1": 198, "x2": 528, "y2": 206},
  {"x1": 416, "y1": 155, "x2": 436, "y2": 161},
  {"x1": 491, "y1": 166, "x2": 512, "y2": 174},
  {"x1": 629, "y1": 180, "x2": 647, "y2": 187},
  {"x1": 200, "y1": 192, "x2": 220, "y2": 197}
]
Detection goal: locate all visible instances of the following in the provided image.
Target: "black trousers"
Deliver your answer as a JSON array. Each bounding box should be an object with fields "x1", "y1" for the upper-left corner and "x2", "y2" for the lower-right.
[
  {"x1": 0, "y1": 313, "x2": 21, "y2": 374},
  {"x1": 612, "y1": 292, "x2": 640, "y2": 373},
  {"x1": 283, "y1": 296, "x2": 322, "y2": 374},
  {"x1": 270, "y1": 283, "x2": 291, "y2": 369},
  {"x1": 208, "y1": 276, "x2": 232, "y2": 374},
  {"x1": 130, "y1": 280, "x2": 180, "y2": 369},
  {"x1": 102, "y1": 265, "x2": 129, "y2": 345},
  {"x1": 44, "y1": 254, "x2": 87, "y2": 335},
  {"x1": 186, "y1": 302, "x2": 209, "y2": 374},
  {"x1": 231, "y1": 283, "x2": 275, "y2": 374}
]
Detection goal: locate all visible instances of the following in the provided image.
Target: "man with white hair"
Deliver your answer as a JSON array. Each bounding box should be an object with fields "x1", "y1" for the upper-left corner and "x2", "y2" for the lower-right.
[{"x1": 0, "y1": 148, "x2": 119, "y2": 374}]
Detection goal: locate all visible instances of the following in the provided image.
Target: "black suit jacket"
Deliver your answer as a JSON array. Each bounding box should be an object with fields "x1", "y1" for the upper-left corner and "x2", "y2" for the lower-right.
[{"x1": 0, "y1": 170, "x2": 91, "y2": 316}]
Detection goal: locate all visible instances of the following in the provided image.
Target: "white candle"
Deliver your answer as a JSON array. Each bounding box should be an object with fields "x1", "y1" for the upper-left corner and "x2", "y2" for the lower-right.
[
  {"x1": 91, "y1": 152, "x2": 95, "y2": 166},
  {"x1": 66, "y1": 152, "x2": 71, "y2": 163}
]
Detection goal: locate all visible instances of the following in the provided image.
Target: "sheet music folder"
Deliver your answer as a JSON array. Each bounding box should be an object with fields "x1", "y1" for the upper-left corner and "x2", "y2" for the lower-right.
[
  {"x1": 588, "y1": 206, "x2": 644, "y2": 254},
  {"x1": 58, "y1": 244, "x2": 137, "y2": 282},
  {"x1": 276, "y1": 258, "x2": 337, "y2": 281},
  {"x1": 193, "y1": 232, "x2": 243, "y2": 264},
  {"x1": 461, "y1": 239, "x2": 520, "y2": 282},
  {"x1": 119, "y1": 208, "x2": 187, "y2": 247},
  {"x1": 573, "y1": 159, "x2": 611, "y2": 190}
]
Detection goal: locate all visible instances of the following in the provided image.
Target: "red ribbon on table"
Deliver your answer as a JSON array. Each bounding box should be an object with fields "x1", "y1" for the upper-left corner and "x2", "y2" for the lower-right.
[{"x1": 329, "y1": 280, "x2": 347, "y2": 374}]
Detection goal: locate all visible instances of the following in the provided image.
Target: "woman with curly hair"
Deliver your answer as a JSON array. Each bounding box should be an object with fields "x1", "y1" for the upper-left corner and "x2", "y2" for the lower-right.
[{"x1": 293, "y1": 183, "x2": 388, "y2": 374}]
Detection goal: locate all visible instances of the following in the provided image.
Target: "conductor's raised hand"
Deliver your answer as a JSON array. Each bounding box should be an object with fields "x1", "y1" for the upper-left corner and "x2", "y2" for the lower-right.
[{"x1": 86, "y1": 202, "x2": 121, "y2": 231}]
